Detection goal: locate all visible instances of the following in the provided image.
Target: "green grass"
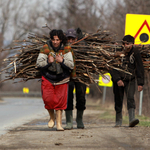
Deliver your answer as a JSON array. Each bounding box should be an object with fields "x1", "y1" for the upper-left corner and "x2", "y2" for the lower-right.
[
  {"x1": 97, "y1": 106, "x2": 150, "y2": 127},
  {"x1": 99, "y1": 111, "x2": 115, "y2": 120},
  {"x1": 137, "y1": 115, "x2": 150, "y2": 127},
  {"x1": 86, "y1": 99, "x2": 150, "y2": 127}
]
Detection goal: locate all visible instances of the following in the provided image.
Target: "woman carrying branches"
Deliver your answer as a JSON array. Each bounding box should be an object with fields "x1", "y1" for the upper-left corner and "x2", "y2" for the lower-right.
[{"x1": 36, "y1": 29, "x2": 74, "y2": 131}]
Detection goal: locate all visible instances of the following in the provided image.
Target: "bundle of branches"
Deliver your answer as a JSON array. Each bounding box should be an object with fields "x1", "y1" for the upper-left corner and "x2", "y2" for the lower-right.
[
  {"x1": 0, "y1": 29, "x2": 149, "y2": 86},
  {"x1": 136, "y1": 45, "x2": 150, "y2": 70},
  {"x1": 71, "y1": 31, "x2": 129, "y2": 85},
  {"x1": 0, "y1": 33, "x2": 48, "y2": 83}
]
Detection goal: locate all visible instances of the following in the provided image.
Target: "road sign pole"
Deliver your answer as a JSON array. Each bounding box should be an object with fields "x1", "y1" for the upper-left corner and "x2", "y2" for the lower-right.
[
  {"x1": 102, "y1": 86, "x2": 107, "y2": 104},
  {"x1": 139, "y1": 90, "x2": 143, "y2": 116}
]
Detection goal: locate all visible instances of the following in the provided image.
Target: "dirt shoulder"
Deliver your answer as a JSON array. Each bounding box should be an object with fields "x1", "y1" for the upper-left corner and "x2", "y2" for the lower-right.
[{"x1": 0, "y1": 100, "x2": 150, "y2": 150}]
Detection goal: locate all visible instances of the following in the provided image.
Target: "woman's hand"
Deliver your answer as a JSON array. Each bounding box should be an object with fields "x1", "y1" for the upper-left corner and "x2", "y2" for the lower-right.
[
  {"x1": 56, "y1": 54, "x2": 63, "y2": 63},
  {"x1": 48, "y1": 56, "x2": 54, "y2": 63}
]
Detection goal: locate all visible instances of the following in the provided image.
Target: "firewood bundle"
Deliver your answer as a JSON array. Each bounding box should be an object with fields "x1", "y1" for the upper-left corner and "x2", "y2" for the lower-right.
[
  {"x1": 137, "y1": 45, "x2": 150, "y2": 70},
  {"x1": 0, "y1": 29, "x2": 150, "y2": 85}
]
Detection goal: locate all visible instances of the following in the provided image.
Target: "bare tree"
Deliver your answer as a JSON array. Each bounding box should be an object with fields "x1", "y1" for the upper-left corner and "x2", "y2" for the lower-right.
[
  {"x1": 103, "y1": 0, "x2": 150, "y2": 39},
  {"x1": 54, "y1": 0, "x2": 103, "y2": 32},
  {"x1": 0, "y1": 0, "x2": 56, "y2": 91}
]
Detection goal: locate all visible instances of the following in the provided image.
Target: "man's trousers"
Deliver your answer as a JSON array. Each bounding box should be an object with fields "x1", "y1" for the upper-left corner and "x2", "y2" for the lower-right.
[
  {"x1": 66, "y1": 81, "x2": 86, "y2": 110},
  {"x1": 113, "y1": 79, "x2": 136, "y2": 113}
]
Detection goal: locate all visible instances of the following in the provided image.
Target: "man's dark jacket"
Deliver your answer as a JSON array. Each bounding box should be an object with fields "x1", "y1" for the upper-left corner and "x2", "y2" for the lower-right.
[{"x1": 110, "y1": 46, "x2": 144, "y2": 86}]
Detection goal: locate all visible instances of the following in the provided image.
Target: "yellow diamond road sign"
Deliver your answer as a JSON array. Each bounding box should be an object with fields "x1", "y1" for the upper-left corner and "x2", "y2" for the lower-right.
[
  {"x1": 125, "y1": 14, "x2": 150, "y2": 44},
  {"x1": 98, "y1": 73, "x2": 113, "y2": 87}
]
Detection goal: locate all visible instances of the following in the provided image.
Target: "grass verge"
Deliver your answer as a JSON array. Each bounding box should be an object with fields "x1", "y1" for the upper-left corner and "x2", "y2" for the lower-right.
[{"x1": 87, "y1": 99, "x2": 150, "y2": 127}]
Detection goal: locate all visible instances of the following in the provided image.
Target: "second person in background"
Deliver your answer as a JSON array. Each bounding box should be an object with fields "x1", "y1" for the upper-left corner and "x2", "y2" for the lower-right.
[{"x1": 65, "y1": 28, "x2": 87, "y2": 130}]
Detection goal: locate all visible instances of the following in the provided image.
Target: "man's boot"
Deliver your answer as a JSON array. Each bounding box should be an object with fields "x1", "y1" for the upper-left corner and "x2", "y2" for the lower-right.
[
  {"x1": 56, "y1": 110, "x2": 64, "y2": 131},
  {"x1": 76, "y1": 110, "x2": 84, "y2": 129},
  {"x1": 64, "y1": 110, "x2": 73, "y2": 130},
  {"x1": 47, "y1": 109, "x2": 55, "y2": 128},
  {"x1": 115, "y1": 112, "x2": 122, "y2": 127},
  {"x1": 128, "y1": 108, "x2": 139, "y2": 127}
]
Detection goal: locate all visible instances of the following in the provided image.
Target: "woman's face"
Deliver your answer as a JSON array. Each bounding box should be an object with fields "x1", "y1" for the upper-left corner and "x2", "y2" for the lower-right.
[{"x1": 51, "y1": 36, "x2": 61, "y2": 48}]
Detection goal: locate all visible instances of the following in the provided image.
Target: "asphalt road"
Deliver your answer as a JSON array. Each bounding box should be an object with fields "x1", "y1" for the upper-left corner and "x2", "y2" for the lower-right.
[
  {"x1": 0, "y1": 97, "x2": 47, "y2": 136},
  {"x1": 0, "y1": 102, "x2": 150, "y2": 150}
]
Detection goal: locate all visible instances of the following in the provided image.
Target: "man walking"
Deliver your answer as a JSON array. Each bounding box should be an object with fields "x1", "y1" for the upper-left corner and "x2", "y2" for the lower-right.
[{"x1": 110, "y1": 35, "x2": 144, "y2": 127}]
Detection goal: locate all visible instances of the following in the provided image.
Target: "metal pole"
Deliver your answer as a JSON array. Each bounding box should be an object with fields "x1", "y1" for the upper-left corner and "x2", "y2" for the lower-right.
[
  {"x1": 139, "y1": 90, "x2": 143, "y2": 116},
  {"x1": 102, "y1": 86, "x2": 107, "y2": 104}
]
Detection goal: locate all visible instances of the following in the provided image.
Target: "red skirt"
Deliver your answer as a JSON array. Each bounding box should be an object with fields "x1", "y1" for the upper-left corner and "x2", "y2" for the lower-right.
[{"x1": 41, "y1": 76, "x2": 68, "y2": 110}]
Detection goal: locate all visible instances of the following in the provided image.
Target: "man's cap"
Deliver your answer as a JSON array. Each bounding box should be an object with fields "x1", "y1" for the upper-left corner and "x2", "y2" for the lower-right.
[
  {"x1": 122, "y1": 35, "x2": 134, "y2": 44},
  {"x1": 66, "y1": 29, "x2": 76, "y2": 38}
]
